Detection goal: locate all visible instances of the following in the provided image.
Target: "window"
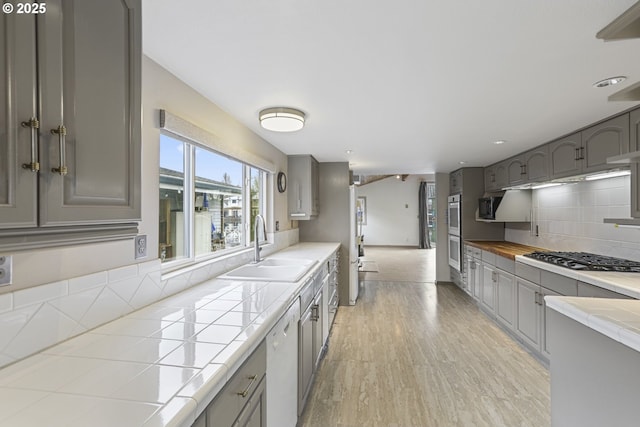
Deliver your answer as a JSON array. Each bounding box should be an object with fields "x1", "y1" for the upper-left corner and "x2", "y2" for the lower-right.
[{"x1": 159, "y1": 133, "x2": 266, "y2": 264}]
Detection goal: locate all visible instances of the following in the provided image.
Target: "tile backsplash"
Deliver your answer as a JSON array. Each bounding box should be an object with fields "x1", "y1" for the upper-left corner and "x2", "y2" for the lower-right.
[
  {"x1": 506, "y1": 176, "x2": 640, "y2": 261},
  {"x1": 0, "y1": 229, "x2": 298, "y2": 368}
]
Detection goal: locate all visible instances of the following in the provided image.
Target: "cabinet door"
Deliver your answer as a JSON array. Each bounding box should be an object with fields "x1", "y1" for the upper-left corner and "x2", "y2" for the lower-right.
[
  {"x1": 525, "y1": 146, "x2": 549, "y2": 182},
  {"x1": 312, "y1": 291, "x2": 324, "y2": 368},
  {"x1": 298, "y1": 307, "x2": 314, "y2": 415},
  {"x1": 493, "y1": 162, "x2": 508, "y2": 190},
  {"x1": 472, "y1": 259, "x2": 482, "y2": 301},
  {"x1": 629, "y1": 109, "x2": 640, "y2": 218},
  {"x1": 481, "y1": 264, "x2": 495, "y2": 312},
  {"x1": 506, "y1": 156, "x2": 526, "y2": 186},
  {"x1": 288, "y1": 155, "x2": 317, "y2": 220},
  {"x1": 516, "y1": 278, "x2": 541, "y2": 350},
  {"x1": 541, "y1": 288, "x2": 560, "y2": 360},
  {"x1": 0, "y1": 7, "x2": 38, "y2": 228},
  {"x1": 235, "y1": 376, "x2": 266, "y2": 427},
  {"x1": 484, "y1": 166, "x2": 497, "y2": 192},
  {"x1": 581, "y1": 114, "x2": 629, "y2": 174},
  {"x1": 449, "y1": 169, "x2": 462, "y2": 194},
  {"x1": 495, "y1": 271, "x2": 516, "y2": 330},
  {"x1": 549, "y1": 133, "x2": 582, "y2": 179},
  {"x1": 38, "y1": 0, "x2": 141, "y2": 226}
]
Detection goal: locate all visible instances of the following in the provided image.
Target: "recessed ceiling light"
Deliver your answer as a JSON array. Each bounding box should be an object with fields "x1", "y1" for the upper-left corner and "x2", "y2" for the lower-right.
[
  {"x1": 345, "y1": 150, "x2": 353, "y2": 154},
  {"x1": 459, "y1": 161, "x2": 466, "y2": 165},
  {"x1": 593, "y1": 76, "x2": 627, "y2": 88},
  {"x1": 492, "y1": 140, "x2": 506, "y2": 145},
  {"x1": 259, "y1": 107, "x2": 305, "y2": 132}
]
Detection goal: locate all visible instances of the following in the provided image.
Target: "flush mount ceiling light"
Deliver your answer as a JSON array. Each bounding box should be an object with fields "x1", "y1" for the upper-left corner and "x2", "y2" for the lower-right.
[
  {"x1": 593, "y1": 76, "x2": 627, "y2": 88},
  {"x1": 492, "y1": 140, "x2": 506, "y2": 145},
  {"x1": 259, "y1": 107, "x2": 305, "y2": 132}
]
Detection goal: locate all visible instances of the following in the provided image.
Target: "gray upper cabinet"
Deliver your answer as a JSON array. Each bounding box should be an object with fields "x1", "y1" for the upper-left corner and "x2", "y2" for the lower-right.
[
  {"x1": 630, "y1": 108, "x2": 640, "y2": 218},
  {"x1": 549, "y1": 132, "x2": 582, "y2": 179},
  {"x1": 484, "y1": 161, "x2": 508, "y2": 192},
  {"x1": 581, "y1": 113, "x2": 629, "y2": 173},
  {"x1": 288, "y1": 155, "x2": 319, "y2": 220},
  {"x1": 524, "y1": 145, "x2": 549, "y2": 182},
  {"x1": 449, "y1": 169, "x2": 463, "y2": 194},
  {"x1": 505, "y1": 147, "x2": 549, "y2": 187},
  {"x1": 0, "y1": 6, "x2": 38, "y2": 228},
  {"x1": 550, "y1": 115, "x2": 629, "y2": 179},
  {"x1": 0, "y1": 0, "x2": 141, "y2": 247}
]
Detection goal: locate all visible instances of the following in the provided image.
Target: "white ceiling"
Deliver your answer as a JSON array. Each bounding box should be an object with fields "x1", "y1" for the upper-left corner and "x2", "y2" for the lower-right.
[{"x1": 142, "y1": 0, "x2": 640, "y2": 175}]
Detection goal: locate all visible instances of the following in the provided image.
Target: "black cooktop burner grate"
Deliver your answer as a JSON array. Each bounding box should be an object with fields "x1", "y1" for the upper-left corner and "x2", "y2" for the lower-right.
[{"x1": 523, "y1": 251, "x2": 640, "y2": 272}]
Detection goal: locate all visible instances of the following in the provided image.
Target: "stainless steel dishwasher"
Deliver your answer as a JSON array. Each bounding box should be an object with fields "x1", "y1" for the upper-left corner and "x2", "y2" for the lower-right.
[{"x1": 266, "y1": 297, "x2": 300, "y2": 427}]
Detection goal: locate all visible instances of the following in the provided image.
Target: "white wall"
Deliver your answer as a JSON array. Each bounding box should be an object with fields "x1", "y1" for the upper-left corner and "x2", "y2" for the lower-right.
[
  {"x1": 356, "y1": 175, "x2": 433, "y2": 246},
  {"x1": 506, "y1": 175, "x2": 640, "y2": 261},
  {"x1": 0, "y1": 56, "x2": 296, "y2": 368}
]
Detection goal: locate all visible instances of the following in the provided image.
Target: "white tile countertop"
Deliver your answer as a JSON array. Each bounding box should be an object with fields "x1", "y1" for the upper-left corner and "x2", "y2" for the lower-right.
[
  {"x1": 516, "y1": 255, "x2": 640, "y2": 299},
  {"x1": 0, "y1": 242, "x2": 339, "y2": 427},
  {"x1": 545, "y1": 296, "x2": 640, "y2": 354}
]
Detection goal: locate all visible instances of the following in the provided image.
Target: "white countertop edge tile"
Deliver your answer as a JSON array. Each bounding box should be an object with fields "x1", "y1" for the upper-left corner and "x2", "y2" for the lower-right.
[
  {"x1": 546, "y1": 296, "x2": 640, "y2": 353},
  {"x1": 515, "y1": 255, "x2": 640, "y2": 299}
]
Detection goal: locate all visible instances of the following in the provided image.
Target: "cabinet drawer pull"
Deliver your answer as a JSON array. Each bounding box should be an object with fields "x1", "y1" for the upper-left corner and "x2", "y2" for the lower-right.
[
  {"x1": 50, "y1": 125, "x2": 68, "y2": 175},
  {"x1": 21, "y1": 118, "x2": 40, "y2": 172},
  {"x1": 236, "y1": 374, "x2": 257, "y2": 398},
  {"x1": 574, "y1": 147, "x2": 580, "y2": 161},
  {"x1": 311, "y1": 304, "x2": 319, "y2": 321},
  {"x1": 579, "y1": 146, "x2": 585, "y2": 160}
]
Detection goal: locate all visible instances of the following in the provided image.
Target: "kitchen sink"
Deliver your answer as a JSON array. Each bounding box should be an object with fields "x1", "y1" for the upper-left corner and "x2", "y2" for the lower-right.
[{"x1": 220, "y1": 258, "x2": 317, "y2": 282}]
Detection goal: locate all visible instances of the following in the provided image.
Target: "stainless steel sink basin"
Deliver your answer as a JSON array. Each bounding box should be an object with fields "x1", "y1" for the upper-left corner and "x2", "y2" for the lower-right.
[{"x1": 220, "y1": 258, "x2": 317, "y2": 282}]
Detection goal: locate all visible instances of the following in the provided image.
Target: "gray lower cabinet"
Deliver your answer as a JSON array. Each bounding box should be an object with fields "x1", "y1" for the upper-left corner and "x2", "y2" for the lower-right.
[
  {"x1": 515, "y1": 263, "x2": 578, "y2": 361},
  {"x1": 516, "y1": 277, "x2": 542, "y2": 350},
  {"x1": 0, "y1": 0, "x2": 142, "y2": 248},
  {"x1": 549, "y1": 114, "x2": 630, "y2": 179},
  {"x1": 495, "y1": 270, "x2": 516, "y2": 330},
  {"x1": 202, "y1": 340, "x2": 267, "y2": 427},
  {"x1": 481, "y1": 263, "x2": 496, "y2": 313}
]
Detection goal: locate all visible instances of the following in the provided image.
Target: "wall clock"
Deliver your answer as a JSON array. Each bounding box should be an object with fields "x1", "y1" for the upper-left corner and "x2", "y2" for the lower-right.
[{"x1": 277, "y1": 171, "x2": 287, "y2": 193}]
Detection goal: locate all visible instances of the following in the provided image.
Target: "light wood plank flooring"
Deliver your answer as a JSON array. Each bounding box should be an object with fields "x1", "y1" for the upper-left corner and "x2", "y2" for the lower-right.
[{"x1": 299, "y1": 247, "x2": 550, "y2": 427}]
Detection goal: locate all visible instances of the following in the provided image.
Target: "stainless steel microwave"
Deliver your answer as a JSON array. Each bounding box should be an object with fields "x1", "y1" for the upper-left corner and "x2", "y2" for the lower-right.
[{"x1": 478, "y1": 196, "x2": 502, "y2": 220}]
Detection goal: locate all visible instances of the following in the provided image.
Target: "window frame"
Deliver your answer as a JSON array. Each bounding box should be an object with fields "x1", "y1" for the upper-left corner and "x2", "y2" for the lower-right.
[{"x1": 159, "y1": 130, "x2": 268, "y2": 270}]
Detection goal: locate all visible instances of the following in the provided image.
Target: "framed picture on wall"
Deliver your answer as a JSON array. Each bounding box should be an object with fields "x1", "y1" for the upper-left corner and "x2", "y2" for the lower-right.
[{"x1": 357, "y1": 196, "x2": 367, "y2": 225}]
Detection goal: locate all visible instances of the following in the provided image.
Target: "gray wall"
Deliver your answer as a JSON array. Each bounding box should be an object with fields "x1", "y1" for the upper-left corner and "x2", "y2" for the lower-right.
[
  {"x1": 435, "y1": 172, "x2": 451, "y2": 283},
  {"x1": 299, "y1": 162, "x2": 351, "y2": 305}
]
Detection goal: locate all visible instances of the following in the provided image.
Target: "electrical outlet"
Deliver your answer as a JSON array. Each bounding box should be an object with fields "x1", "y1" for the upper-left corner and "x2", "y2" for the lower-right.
[
  {"x1": 0, "y1": 255, "x2": 12, "y2": 286},
  {"x1": 135, "y1": 235, "x2": 147, "y2": 259}
]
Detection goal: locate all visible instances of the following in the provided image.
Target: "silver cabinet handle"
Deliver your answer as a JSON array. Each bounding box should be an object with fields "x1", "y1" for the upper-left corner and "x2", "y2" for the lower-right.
[
  {"x1": 311, "y1": 304, "x2": 319, "y2": 321},
  {"x1": 236, "y1": 374, "x2": 257, "y2": 398},
  {"x1": 50, "y1": 125, "x2": 67, "y2": 175},
  {"x1": 21, "y1": 118, "x2": 40, "y2": 172}
]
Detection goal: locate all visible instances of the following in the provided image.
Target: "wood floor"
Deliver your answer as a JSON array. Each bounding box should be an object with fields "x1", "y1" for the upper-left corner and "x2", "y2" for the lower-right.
[{"x1": 299, "y1": 247, "x2": 550, "y2": 427}]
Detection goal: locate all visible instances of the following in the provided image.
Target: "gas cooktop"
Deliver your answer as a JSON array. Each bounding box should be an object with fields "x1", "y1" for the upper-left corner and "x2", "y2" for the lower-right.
[{"x1": 523, "y1": 251, "x2": 640, "y2": 273}]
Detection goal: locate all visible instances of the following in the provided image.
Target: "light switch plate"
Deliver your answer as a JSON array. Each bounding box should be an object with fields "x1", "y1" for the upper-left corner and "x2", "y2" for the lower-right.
[
  {"x1": 0, "y1": 255, "x2": 12, "y2": 286},
  {"x1": 135, "y1": 235, "x2": 147, "y2": 259}
]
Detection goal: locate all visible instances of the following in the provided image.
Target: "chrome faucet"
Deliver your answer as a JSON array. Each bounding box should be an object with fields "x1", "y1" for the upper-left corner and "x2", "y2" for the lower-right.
[{"x1": 254, "y1": 214, "x2": 267, "y2": 263}]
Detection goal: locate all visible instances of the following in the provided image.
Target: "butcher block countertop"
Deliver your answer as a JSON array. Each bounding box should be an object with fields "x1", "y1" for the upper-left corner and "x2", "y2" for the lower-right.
[{"x1": 464, "y1": 240, "x2": 546, "y2": 260}]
